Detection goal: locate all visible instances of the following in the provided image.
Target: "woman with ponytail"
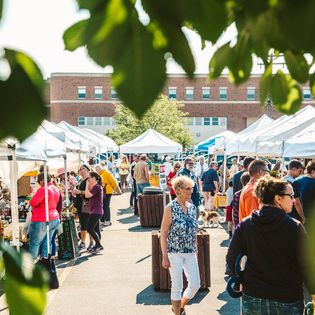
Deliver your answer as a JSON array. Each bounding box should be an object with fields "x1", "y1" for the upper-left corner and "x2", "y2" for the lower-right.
[{"x1": 227, "y1": 176, "x2": 315, "y2": 315}]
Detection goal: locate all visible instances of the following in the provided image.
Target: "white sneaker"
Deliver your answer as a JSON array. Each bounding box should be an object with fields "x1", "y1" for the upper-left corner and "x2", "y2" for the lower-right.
[{"x1": 104, "y1": 221, "x2": 112, "y2": 226}]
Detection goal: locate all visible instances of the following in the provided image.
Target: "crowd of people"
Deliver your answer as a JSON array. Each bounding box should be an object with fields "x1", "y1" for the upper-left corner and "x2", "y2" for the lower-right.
[{"x1": 1, "y1": 152, "x2": 315, "y2": 314}]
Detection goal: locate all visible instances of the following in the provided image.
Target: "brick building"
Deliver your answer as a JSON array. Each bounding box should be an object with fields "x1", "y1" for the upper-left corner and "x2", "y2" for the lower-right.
[{"x1": 48, "y1": 73, "x2": 314, "y2": 143}]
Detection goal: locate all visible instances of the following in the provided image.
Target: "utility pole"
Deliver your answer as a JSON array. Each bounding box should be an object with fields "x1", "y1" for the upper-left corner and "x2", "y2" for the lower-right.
[{"x1": 258, "y1": 51, "x2": 285, "y2": 118}]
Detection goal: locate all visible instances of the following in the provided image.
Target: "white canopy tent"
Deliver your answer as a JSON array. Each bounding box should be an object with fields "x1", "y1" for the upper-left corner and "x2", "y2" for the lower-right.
[
  {"x1": 0, "y1": 126, "x2": 67, "y2": 249},
  {"x1": 208, "y1": 131, "x2": 236, "y2": 154},
  {"x1": 82, "y1": 128, "x2": 119, "y2": 152},
  {"x1": 283, "y1": 122, "x2": 315, "y2": 158},
  {"x1": 256, "y1": 105, "x2": 315, "y2": 156},
  {"x1": 58, "y1": 121, "x2": 110, "y2": 155},
  {"x1": 226, "y1": 114, "x2": 276, "y2": 156},
  {"x1": 42, "y1": 120, "x2": 89, "y2": 153},
  {"x1": 120, "y1": 129, "x2": 182, "y2": 153}
]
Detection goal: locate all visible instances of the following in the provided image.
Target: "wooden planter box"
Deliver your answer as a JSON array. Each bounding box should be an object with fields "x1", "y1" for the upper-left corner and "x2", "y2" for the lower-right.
[
  {"x1": 151, "y1": 229, "x2": 211, "y2": 291},
  {"x1": 138, "y1": 194, "x2": 170, "y2": 227}
]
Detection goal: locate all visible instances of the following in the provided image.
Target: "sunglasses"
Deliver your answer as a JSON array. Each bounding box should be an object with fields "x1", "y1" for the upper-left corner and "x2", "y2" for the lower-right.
[
  {"x1": 183, "y1": 186, "x2": 194, "y2": 191},
  {"x1": 187, "y1": 162, "x2": 194, "y2": 165},
  {"x1": 280, "y1": 193, "x2": 294, "y2": 199}
]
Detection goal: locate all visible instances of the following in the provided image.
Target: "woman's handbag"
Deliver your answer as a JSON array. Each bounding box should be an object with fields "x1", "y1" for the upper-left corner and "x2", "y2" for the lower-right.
[
  {"x1": 37, "y1": 255, "x2": 59, "y2": 289},
  {"x1": 81, "y1": 199, "x2": 90, "y2": 214}
]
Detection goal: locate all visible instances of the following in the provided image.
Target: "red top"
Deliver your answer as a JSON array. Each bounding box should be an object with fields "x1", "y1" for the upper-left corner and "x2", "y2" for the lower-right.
[
  {"x1": 167, "y1": 171, "x2": 177, "y2": 195},
  {"x1": 30, "y1": 183, "x2": 61, "y2": 222}
]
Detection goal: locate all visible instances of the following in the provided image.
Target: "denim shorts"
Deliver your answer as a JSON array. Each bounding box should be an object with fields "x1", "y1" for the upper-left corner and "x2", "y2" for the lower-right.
[{"x1": 242, "y1": 294, "x2": 304, "y2": 315}]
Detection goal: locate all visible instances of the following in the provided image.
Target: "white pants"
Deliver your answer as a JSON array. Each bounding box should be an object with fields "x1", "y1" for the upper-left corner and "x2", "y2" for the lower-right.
[{"x1": 168, "y1": 253, "x2": 200, "y2": 301}]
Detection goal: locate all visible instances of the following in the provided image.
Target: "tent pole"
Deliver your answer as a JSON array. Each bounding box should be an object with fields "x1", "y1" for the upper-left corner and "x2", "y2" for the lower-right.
[
  {"x1": 10, "y1": 146, "x2": 19, "y2": 250},
  {"x1": 64, "y1": 155, "x2": 70, "y2": 217},
  {"x1": 43, "y1": 161, "x2": 50, "y2": 257},
  {"x1": 222, "y1": 146, "x2": 227, "y2": 192}
]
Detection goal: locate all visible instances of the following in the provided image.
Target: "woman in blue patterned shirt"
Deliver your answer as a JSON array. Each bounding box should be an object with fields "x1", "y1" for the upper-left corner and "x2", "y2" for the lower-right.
[{"x1": 160, "y1": 176, "x2": 200, "y2": 315}]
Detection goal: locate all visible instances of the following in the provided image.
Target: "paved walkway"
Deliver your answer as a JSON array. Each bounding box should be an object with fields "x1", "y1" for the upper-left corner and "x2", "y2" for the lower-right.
[{"x1": 45, "y1": 193, "x2": 239, "y2": 315}]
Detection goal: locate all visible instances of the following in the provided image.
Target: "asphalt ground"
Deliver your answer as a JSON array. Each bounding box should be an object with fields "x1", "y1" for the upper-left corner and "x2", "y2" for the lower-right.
[{"x1": 44, "y1": 192, "x2": 239, "y2": 315}]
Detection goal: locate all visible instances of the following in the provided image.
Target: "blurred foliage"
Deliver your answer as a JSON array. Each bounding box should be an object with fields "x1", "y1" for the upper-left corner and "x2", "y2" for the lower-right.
[
  {"x1": 106, "y1": 95, "x2": 193, "y2": 148},
  {"x1": 0, "y1": 242, "x2": 48, "y2": 315}
]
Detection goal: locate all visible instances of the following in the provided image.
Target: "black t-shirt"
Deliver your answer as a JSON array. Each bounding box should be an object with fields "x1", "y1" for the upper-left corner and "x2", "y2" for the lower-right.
[
  {"x1": 233, "y1": 170, "x2": 244, "y2": 194},
  {"x1": 74, "y1": 178, "x2": 88, "y2": 212},
  {"x1": 201, "y1": 169, "x2": 219, "y2": 192}
]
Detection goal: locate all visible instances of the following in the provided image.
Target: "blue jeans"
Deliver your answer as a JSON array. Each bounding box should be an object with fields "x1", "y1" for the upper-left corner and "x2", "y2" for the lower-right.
[
  {"x1": 242, "y1": 294, "x2": 304, "y2": 315},
  {"x1": 29, "y1": 219, "x2": 59, "y2": 259},
  {"x1": 136, "y1": 182, "x2": 150, "y2": 196}
]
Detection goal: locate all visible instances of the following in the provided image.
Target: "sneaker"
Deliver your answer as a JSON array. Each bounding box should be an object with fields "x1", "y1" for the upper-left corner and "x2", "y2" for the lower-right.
[
  {"x1": 171, "y1": 308, "x2": 186, "y2": 315},
  {"x1": 87, "y1": 242, "x2": 94, "y2": 252},
  {"x1": 90, "y1": 245, "x2": 104, "y2": 254},
  {"x1": 78, "y1": 242, "x2": 86, "y2": 250},
  {"x1": 104, "y1": 221, "x2": 112, "y2": 226}
]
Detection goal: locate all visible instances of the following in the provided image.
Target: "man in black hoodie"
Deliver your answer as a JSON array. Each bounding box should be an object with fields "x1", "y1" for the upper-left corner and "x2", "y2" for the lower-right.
[{"x1": 227, "y1": 176, "x2": 315, "y2": 315}]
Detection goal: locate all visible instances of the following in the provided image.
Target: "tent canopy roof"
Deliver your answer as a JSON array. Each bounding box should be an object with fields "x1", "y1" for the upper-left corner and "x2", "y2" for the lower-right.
[
  {"x1": 120, "y1": 129, "x2": 182, "y2": 153},
  {"x1": 195, "y1": 130, "x2": 235, "y2": 151}
]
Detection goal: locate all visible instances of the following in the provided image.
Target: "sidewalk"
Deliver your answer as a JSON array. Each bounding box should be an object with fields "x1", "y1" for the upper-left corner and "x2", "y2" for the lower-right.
[{"x1": 44, "y1": 192, "x2": 239, "y2": 314}]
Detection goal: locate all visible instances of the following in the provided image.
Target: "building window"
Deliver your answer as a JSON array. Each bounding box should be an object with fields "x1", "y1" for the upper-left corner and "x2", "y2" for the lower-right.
[
  {"x1": 104, "y1": 117, "x2": 111, "y2": 125},
  {"x1": 219, "y1": 87, "x2": 227, "y2": 100},
  {"x1": 202, "y1": 87, "x2": 210, "y2": 100},
  {"x1": 195, "y1": 117, "x2": 202, "y2": 126},
  {"x1": 111, "y1": 87, "x2": 118, "y2": 100},
  {"x1": 78, "y1": 116, "x2": 85, "y2": 126},
  {"x1": 220, "y1": 117, "x2": 227, "y2": 126},
  {"x1": 94, "y1": 87, "x2": 103, "y2": 99},
  {"x1": 185, "y1": 87, "x2": 194, "y2": 100},
  {"x1": 86, "y1": 117, "x2": 93, "y2": 125},
  {"x1": 196, "y1": 132, "x2": 201, "y2": 138},
  {"x1": 78, "y1": 86, "x2": 86, "y2": 99},
  {"x1": 247, "y1": 87, "x2": 255, "y2": 100},
  {"x1": 186, "y1": 117, "x2": 194, "y2": 125},
  {"x1": 212, "y1": 117, "x2": 219, "y2": 126},
  {"x1": 303, "y1": 87, "x2": 311, "y2": 99},
  {"x1": 203, "y1": 117, "x2": 211, "y2": 126},
  {"x1": 111, "y1": 118, "x2": 116, "y2": 126},
  {"x1": 168, "y1": 87, "x2": 177, "y2": 99},
  {"x1": 95, "y1": 117, "x2": 102, "y2": 125}
]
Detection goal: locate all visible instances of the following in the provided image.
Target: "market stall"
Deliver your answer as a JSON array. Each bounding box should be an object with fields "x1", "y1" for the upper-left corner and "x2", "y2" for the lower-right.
[{"x1": 120, "y1": 129, "x2": 182, "y2": 154}]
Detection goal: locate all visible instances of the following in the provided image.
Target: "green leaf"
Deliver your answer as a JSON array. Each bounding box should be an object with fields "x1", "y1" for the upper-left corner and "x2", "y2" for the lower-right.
[
  {"x1": 276, "y1": 0, "x2": 315, "y2": 51},
  {"x1": 0, "y1": 49, "x2": 47, "y2": 141},
  {"x1": 142, "y1": 0, "x2": 195, "y2": 77},
  {"x1": 92, "y1": 0, "x2": 127, "y2": 43},
  {"x1": 87, "y1": 13, "x2": 167, "y2": 117},
  {"x1": 270, "y1": 70, "x2": 289, "y2": 104},
  {"x1": 271, "y1": 72, "x2": 302, "y2": 114},
  {"x1": 284, "y1": 51, "x2": 309, "y2": 83},
  {"x1": 63, "y1": 19, "x2": 89, "y2": 51},
  {"x1": 0, "y1": 0, "x2": 3, "y2": 21},
  {"x1": 310, "y1": 72, "x2": 315, "y2": 96},
  {"x1": 228, "y1": 32, "x2": 252, "y2": 85},
  {"x1": 182, "y1": 0, "x2": 228, "y2": 43},
  {"x1": 209, "y1": 42, "x2": 232, "y2": 79},
  {"x1": 77, "y1": 0, "x2": 107, "y2": 11},
  {"x1": 1, "y1": 243, "x2": 48, "y2": 315},
  {"x1": 259, "y1": 64, "x2": 272, "y2": 104}
]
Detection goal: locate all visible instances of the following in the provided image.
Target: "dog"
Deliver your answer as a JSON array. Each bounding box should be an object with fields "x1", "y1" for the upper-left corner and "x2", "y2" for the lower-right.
[{"x1": 199, "y1": 208, "x2": 225, "y2": 228}]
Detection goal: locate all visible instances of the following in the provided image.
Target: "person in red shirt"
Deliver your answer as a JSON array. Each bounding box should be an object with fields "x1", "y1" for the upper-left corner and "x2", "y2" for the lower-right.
[
  {"x1": 29, "y1": 172, "x2": 61, "y2": 259},
  {"x1": 167, "y1": 162, "x2": 182, "y2": 200},
  {"x1": 239, "y1": 160, "x2": 269, "y2": 222}
]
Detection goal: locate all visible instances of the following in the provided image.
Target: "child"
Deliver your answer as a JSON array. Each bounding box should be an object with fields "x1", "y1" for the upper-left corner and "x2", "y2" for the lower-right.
[{"x1": 225, "y1": 181, "x2": 234, "y2": 239}]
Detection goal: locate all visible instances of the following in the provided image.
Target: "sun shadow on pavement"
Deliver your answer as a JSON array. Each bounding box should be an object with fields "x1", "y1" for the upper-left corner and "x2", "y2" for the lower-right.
[
  {"x1": 128, "y1": 225, "x2": 158, "y2": 233},
  {"x1": 220, "y1": 239, "x2": 230, "y2": 248},
  {"x1": 117, "y1": 214, "x2": 139, "y2": 225},
  {"x1": 117, "y1": 207, "x2": 134, "y2": 216},
  {"x1": 136, "y1": 285, "x2": 210, "y2": 306},
  {"x1": 217, "y1": 288, "x2": 240, "y2": 314}
]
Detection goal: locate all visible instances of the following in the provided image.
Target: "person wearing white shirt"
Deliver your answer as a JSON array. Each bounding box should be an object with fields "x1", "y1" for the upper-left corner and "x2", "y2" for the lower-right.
[
  {"x1": 195, "y1": 156, "x2": 208, "y2": 192},
  {"x1": 229, "y1": 158, "x2": 239, "y2": 177},
  {"x1": 163, "y1": 157, "x2": 173, "y2": 177}
]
